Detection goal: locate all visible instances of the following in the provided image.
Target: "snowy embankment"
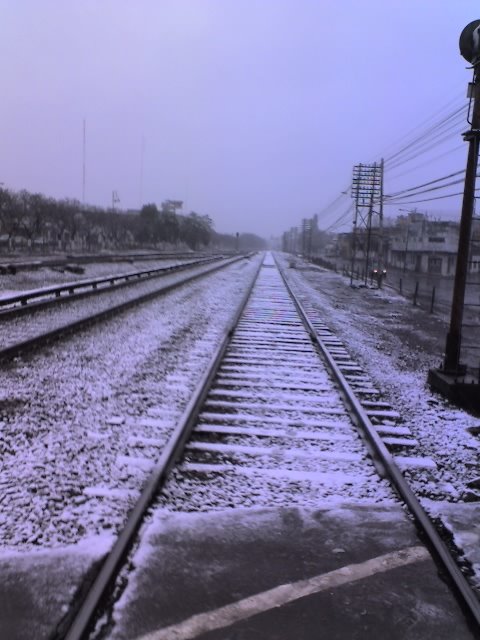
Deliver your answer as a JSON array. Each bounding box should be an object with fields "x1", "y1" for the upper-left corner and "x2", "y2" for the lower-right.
[
  {"x1": 0, "y1": 254, "x2": 262, "y2": 550},
  {"x1": 278, "y1": 254, "x2": 480, "y2": 589}
]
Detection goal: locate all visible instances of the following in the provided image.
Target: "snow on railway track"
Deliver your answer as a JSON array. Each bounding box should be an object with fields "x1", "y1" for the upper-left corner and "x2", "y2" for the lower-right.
[
  {"x1": 158, "y1": 254, "x2": 395, "y2": 509},
  {"x1": 0, "y1": 255, "x2": 262, "y2": 550},
  {"x1": 289, "y1": 286, "x2": 441, "y2": 480},
  {"x1": 52, "y1": 253, "x2": 480, "y2": 638}
]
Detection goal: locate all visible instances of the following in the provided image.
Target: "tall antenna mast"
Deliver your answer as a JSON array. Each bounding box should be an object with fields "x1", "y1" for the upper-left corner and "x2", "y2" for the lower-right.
[
  {"x1": 139, "y1": 135, "x2": 145, "y2": 208},
  {"x1": 82, "y1": 119, "x2": 86, "y2": 204}
]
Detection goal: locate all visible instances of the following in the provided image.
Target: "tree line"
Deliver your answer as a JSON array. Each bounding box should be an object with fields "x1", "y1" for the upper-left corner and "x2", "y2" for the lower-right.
[{"x1": 0, "y1": 188, "x2": 266, "y2": 253}]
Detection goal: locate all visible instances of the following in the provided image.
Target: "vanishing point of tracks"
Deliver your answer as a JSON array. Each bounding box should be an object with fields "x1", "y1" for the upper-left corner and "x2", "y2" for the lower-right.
[{"x1": 57, "y1": 252, "x2": 480, "y2": 639}]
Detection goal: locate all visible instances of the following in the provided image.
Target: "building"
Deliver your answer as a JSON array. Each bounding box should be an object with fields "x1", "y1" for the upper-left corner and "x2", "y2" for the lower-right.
[{"x1": 386, "y1": 212, "x2": 480, "y2": 276}]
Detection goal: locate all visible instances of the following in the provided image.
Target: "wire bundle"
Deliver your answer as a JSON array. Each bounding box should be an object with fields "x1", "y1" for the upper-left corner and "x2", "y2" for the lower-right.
[{"x1": 317, "y1": 87, "x2": 472, "y2": 231}]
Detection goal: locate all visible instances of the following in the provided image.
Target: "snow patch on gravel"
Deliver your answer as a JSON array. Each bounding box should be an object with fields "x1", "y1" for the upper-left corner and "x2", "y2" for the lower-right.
[{"x1": 0, "y1": 255, "x2": 262, "y2": 551}]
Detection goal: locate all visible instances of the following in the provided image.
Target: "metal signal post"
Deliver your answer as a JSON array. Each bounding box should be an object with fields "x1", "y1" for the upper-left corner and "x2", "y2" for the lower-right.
[
  {"x1": 428, "y1": 19, "x2": 480, "y2": 411},
  {"x1": 443, "y1": 77, "x2": 480, "y2": 372}
]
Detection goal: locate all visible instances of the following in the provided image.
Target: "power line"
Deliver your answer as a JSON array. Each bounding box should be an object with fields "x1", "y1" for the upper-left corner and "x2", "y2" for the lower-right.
[
  {"x1": 316, "y1": 189, "x2": 351, "y2": 228},
  {"x1": 314, "y1": 89, "x2": 470, "y2": 233},
  {"x1": 324, "y1": 203, "x2": 354, "y2": 232},
  {"x1": 385, "y1": 174, "x2": 480, "y2": 204},
  {"x1": 385, "y1": 116, "x2": 466, "y2": 171},
  {"x1": 370, "y1": 86, "x2": 466, "y2": 162},
  {"x1": 385, "y1": 178, "x2": 465, "y2": 203},
  {"x1": 317, "y1": 190, "x2": 349, "y2": 217},
  {"x1": 385, "y1": 133, "x2": 464, "y2": 175},
  {"x1": 387, "y1": 144, "x2": 465, "y2": 181},
  {"x1": 384, "y1": 104, "x2": 467, "y2": 166},
  {"x1": 322, "y1": 144, "x2": 466, "y2": 228},
  {"x1": 385, "y1": 106, "x2": 466, "y2": 164},
  {"x1": 386, "y1": 170, "x2": 465, "y2": 199},
  {"x1": 383, "y1": 191, "x2": 467, "y2": 205}
]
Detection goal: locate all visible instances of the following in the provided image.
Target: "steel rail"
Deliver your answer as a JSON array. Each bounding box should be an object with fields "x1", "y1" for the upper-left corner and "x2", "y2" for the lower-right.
[
  {"x1": 0, "y1": 251, "x2": 220, "y2": 273},
  {"x1": 59, "y1": 254, "x2": 265, "y2": 640},
  {"x1": 276, "y1": 256, "x2": 480, "y2": 630},
  {"x1": 0, "y1": 255, "x2": 247, "y2": 362},
  {"x1": 0, "y1": 256, "x2": 221, "y2": 313}
]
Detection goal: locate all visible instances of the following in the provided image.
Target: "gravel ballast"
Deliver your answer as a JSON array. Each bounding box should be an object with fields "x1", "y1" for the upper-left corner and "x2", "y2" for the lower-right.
[{"x1": 0, "y1": 254, "x2": 262, "y2": 550}]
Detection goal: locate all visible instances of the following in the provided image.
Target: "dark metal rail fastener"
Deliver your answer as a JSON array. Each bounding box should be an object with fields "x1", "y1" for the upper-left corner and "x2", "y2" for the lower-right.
[
  {"x1": 59, "y1": 256, "x2": 264, "y2": 640},
  {"x1": 275, "y1": 256, "x2": 480, "y2": 630}
]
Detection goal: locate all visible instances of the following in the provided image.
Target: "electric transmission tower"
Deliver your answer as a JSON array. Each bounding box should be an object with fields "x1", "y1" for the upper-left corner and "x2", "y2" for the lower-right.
[{"x1": 350, "y1": 160, "x2": 384, "y2": 286}]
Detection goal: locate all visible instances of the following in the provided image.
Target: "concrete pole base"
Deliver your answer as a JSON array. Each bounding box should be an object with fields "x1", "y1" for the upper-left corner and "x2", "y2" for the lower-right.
[{"x1": 428, "y1": 368, "x2": 480, "y2": 415}]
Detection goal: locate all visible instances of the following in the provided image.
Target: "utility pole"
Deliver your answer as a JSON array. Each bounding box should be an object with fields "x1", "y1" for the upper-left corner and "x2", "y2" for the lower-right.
[
  {"x1": 302, "y1": 218, "x2": 312, "y2": 260},
  {"x1": 378, "y1": 158, "x2": 384, "y2": 271},
  {"x1": 403, "y1": 226, "x2": 410, "y2": 273},
  {"x1": 350, "y1": 162, "x2": 382, "y2": 285},
  {"x1": 350, "y1": 167, "x2": 360, "y2": 286},
  {"x1": 444, "y1": 24, "x2": 480, "y2": 373},
  {"x1": 428, "y1": 19, "x2": 480, "y2": 411},
  {"x1": 364, "y1": 186, "x2": 375, "y2": 285}
]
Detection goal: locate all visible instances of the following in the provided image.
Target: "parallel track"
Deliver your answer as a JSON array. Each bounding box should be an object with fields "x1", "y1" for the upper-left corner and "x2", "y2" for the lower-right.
[
  {"x1": 0, "y1": 255, "x2": 246, "y2": 361},
  {"x1": 59, "y1": 253, "x2": 480, "y2": 639},
  {"x1": 0, "y1": 251, "x2": 222, "y2": 274},
  {"x1": 0, "y1": 256, "x2": 222, "y2": 317}
]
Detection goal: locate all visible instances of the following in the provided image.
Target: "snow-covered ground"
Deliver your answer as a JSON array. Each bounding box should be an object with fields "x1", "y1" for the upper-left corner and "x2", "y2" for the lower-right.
[
  {"x1": 155, "y1": 254, "x2": 396, "y2": 512},
  {"x1": 277, "y1": 254, "x2": 480, "y2": 589},
  {"x1": 1, "y1": 250, "x2": 479, "y2": 633},
  {"x1": 2, "y1": 251, "x2": 477, "y2": 550},
  {"x1": 277, "y1": 254, "x2": 480, "y2": 501},
  {"x1": 0, "y1": 257, "x2": 190, "y2": 299},
  {"x1": 0, "y1": 257, "x2": 238, "y2": 349},
  {"x1": 0, "y1": 254, "x2": 262, "y2": 550}
]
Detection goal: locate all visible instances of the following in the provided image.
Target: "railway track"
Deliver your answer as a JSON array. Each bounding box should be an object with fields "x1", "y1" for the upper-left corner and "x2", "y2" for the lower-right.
[
  {"x1": 0, "y1": 254, "x2": 245, "y2": 360},
  {"x1": 57, "y1": 252, "x2": 480, "y2": 639},
  {"x1": 0, "y1": 251, "x2": 220, "y2": 274},
  {"x1": 0, "y1": 255, "x2": 221, "y2": 317}
]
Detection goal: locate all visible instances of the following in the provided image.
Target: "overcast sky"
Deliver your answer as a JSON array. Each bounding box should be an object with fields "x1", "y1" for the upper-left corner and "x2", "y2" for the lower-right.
[{"x1": 0, "y1": 1, "x2": 478, "y2": 238}]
